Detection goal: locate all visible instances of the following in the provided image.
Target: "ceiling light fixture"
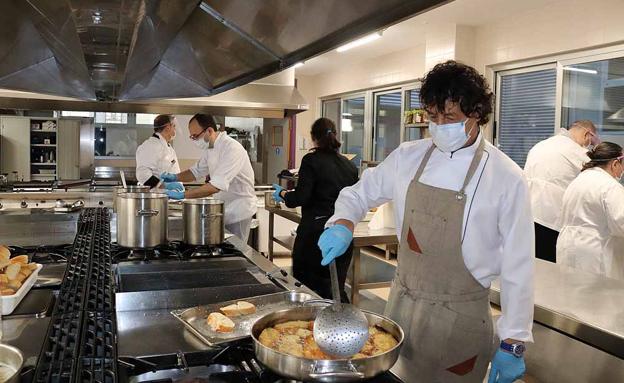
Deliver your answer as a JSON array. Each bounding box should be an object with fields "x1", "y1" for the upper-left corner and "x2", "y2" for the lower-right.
[
  {"x1": 336, "y1": 32, "x2": 382, "y2": 53},
  {"x1": 563, "y1": 66, "x2": 598, "y2": 75},
  {"x1": 293, "y1": 62, "x2": 304, "y2": 68}
]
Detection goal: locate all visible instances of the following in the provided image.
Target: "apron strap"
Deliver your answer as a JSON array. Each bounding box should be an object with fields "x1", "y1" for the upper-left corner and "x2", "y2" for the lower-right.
[
  {"x1": 458, "y1": 135, "x2": 485, "y2": 196},
  {"x1": 414, "y1": 143, "x2": 437, "y2": 181}
]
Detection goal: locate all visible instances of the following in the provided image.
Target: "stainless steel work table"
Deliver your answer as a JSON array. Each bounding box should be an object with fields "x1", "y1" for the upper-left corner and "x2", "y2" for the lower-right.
[{"x1": 266, "y1": 206, "x2": 398, "y2": 304}]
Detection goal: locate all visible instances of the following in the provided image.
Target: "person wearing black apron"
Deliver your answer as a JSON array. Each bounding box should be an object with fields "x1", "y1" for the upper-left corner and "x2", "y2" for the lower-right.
[
  {"x1": 318, "y1": 61, "x2": 534, "y2": 383},
  {"x1": 273, "y1": 118, "x2": 358, "y2": 302}
]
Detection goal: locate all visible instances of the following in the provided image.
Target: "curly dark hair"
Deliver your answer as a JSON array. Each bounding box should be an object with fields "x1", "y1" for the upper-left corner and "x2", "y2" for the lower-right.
[{"x1": 420, "y1": 60, "x2": 494, "y2": 125}]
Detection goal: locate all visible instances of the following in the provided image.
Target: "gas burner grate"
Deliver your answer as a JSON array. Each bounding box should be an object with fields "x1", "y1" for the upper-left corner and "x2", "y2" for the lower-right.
[
  {"x1": 77, "y1": 359, "x2": 116, "y2": 383},
  {"x1": 34, "y1": 314, "x2": 82, "y2": 383},
  {"x1": 80, "y1": 313, "x2": 116, "y2": 359},
  {"x1": 36, "y1": 208, "x2": 118, "y2": 383}
]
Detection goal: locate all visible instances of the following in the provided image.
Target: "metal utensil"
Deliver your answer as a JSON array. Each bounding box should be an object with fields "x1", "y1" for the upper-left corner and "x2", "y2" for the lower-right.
[
  {"x1": 314, "y1": 261, "x2": 369, "y2": 358},
  {"x1": 120, "y1": 170, "x2": 127, "y2": 189}
]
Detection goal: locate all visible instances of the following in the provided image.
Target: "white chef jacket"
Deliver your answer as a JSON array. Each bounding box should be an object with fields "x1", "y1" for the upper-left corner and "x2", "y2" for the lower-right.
[
  {"x1": 524, "y1": 129, "x2": 588, "y2": 231},
  {"x1": 189, "y1": 133, "x2": 257, "y2": 225},
  {"x1": 135, "y1": 133, "x2": 180, "y2": 185},
  {"x1": 328, "y1": 134, "x2": 535, "y2": 342},
  {"x1": 557, "y1": 167, "x2": 624, "y2": 280}
]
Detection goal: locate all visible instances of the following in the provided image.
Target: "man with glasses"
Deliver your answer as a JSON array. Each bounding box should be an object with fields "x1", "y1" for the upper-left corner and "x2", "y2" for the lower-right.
[
  {"x1": 524, "y1": 120, "x2": 599, "y2": 262},
  {"x1": 160, "y1": 114, "x2": 257, "y2": 243},
  {"x1": 135, "y1": 114, "x2": 180, "y2": 188}
]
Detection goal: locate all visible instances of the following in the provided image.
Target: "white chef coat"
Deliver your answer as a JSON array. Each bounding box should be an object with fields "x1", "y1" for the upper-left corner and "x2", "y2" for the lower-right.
[
  {"x1": 328, "y1": 134, "x2": 535, "y2": 342},
  {"x1": 135, "y1": 133, "x2": 180, "y2": 185},
  {"x1": 557, "y1": 167, "x2": 624, "y2": 280},
  {"x1": 189, "y1": 133, "x2": 257, "y2": 225},
  {"x1": 524, "y1": 128, "x2": 588, "y2": 231}
]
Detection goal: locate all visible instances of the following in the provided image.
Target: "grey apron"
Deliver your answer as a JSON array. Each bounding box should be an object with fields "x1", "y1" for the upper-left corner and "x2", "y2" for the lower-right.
[{"x1": 385, "y1": 137, "x2": 494, "y2": 382}]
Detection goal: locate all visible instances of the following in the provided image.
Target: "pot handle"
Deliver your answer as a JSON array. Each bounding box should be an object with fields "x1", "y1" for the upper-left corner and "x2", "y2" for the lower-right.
[
  {"x1": 136, "y1": 209, "x2": 159, "y2": 217},
  {"x1": 200, "y1": 213, "x2": 223, "y2": 219},
  {"x1": 308, "y1": 361, "x2": 365, "y2": 380}
]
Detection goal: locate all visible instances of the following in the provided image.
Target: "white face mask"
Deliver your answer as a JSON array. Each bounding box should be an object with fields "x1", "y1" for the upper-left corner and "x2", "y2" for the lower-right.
[
  {"x1": 428, "y1": 119, "x2": 474, "y2": 153},
  {"x1": 193, "y1": 135, "x2": 211, "y2": 150}
]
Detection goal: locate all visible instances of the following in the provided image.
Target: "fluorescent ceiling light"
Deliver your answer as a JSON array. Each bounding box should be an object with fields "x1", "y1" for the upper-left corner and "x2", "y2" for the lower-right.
[
  {"x1": 293, "y1": 62, "x2": 304, "y2": 68},
  {"x1": 341, "y1": 118, "x2": 353, "y2": 132},
  {"x1": 336, "y1": 32, "x2": 382, "y2": 53},
  {"x1": 563, "y1": 66, "x2": 598, "y2": 75},
  {"x1": 342, "y1": 113, "x2": 353, "y2": 117}
]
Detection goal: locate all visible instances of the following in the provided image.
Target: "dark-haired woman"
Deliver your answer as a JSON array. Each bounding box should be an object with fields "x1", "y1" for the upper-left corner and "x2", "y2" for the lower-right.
[
  {"x1": 273, "y1": 118, "x2": 358, "y2": 301},
  {"x1": 317, "y1": 61, "x2": 534, "y2": 382},
  {"x1": 557, "y1": 142, "x2": 624, "y2": 280}
]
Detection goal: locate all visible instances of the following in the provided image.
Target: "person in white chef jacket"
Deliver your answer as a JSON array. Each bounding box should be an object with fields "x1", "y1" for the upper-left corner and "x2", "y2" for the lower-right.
[
  {"x1": 160, "y1": 114, "x2": 257, "y2": 243},
  {"x1": 557, "y1": 142, "x2": 624, "y2": 280},
  {"x1": 135, "y1": 114, "x2": 181, "y2": 188},
  {"x1": 318, "y1": 61, "x2": 534, "y2": 383},
  {"x1": 524, "y1": 120, "x2": 599, "y2": 263}
]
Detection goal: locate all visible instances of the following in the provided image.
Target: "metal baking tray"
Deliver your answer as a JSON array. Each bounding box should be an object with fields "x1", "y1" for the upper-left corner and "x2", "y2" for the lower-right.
[{"x1": 171, "y1": 290, "x2": 314, "y2": 346}]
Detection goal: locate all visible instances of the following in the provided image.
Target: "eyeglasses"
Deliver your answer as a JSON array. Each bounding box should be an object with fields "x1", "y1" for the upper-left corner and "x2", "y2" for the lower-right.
[{"x1": 189, "y1": 128, "x2": 207, "y2": 141}]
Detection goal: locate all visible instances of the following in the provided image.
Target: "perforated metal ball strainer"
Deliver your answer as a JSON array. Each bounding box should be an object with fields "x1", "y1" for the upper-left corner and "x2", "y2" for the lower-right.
[{"x1": 313, "y1": 260, "x2": 369, "y2": 358}]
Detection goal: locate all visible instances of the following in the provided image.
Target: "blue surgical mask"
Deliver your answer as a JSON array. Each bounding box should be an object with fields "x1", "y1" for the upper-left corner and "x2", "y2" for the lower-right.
[{"x1": 428, "y1": 119, "x2": 474, "y2": 153}]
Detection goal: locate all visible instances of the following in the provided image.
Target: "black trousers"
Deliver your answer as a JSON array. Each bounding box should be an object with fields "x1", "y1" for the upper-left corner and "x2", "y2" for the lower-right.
[
  {"x1": 292, "y1": 217, "x2": 353, "y2": 302},
  {"x1": 534, "y1": 222, "x2": 559, "y2": 263}
]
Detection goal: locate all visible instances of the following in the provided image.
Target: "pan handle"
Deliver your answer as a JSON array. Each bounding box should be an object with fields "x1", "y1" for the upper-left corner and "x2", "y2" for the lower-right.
[
  {"x1": 200, "y1": 213, "x2": 223, "y2": 219},
  {"x1": 136, "y1": 209, "x2": 159, "y2": 217},
  {"x1": 308, "y1": 361, "x2": 365, "y2": 379},
  {"x1": 303, "y1": 298, "x2": 333, "y2": 306}
]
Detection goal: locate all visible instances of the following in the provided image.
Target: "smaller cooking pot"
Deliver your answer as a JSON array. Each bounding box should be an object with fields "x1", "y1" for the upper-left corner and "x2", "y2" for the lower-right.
[
  {"x1": 183, "y1": 198, "x2": 225, "y2": 245},
  {"x1": 112, "y1": 185, "x2": 149, "y2": 212},
  {"x1": 0, "y1": 344, "x2": 23, "y2": 383}
]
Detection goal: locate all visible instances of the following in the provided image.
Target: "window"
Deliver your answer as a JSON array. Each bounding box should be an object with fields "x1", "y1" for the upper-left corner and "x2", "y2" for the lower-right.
[
  {"x1": 404, "y1": 88, "x2": 424, "y2": 141},
  {"x1": 341, "y1": 97, "x2": 365, "y2": 166},
  {"x1": 95, "y1": 112, "x2": 127, "y2": 124},
  {"x1": 562, "y1": 57, "x2": 624, "y2": 148},
  {"x1": 135, "y1": 113, "x2": 158, "y2": 125},
  {"x1": 496, "y1": 67, "x2": 557, "y2": 167},
  {"x1": 61, "y1": 111, "x2": 95, "y2": 118},
  {"x1": 322, "y1": 99, "x2": 341, "y2": 127},
  {"x1": 373, "y1": 90, "x2": 402, "y2": 161}
]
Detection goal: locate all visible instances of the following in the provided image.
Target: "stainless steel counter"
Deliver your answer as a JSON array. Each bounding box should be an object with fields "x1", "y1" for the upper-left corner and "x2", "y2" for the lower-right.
[
  {"x1": 116, "y1": 216, "x2": 317, "y2": 358},
  {"x1": 491, "y1": 259, "x2": 624, "y2": 358}
]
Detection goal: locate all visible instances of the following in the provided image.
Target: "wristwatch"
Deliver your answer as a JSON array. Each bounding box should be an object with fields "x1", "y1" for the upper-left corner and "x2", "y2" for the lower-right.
[{"x1": 500, "y1": 341, "x2": 525, "y2": 358}]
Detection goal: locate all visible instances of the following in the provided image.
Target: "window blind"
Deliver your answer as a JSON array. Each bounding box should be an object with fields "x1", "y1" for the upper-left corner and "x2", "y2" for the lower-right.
[{"x1": 498, "y1": 69, "x2": 556, "y2": 168}]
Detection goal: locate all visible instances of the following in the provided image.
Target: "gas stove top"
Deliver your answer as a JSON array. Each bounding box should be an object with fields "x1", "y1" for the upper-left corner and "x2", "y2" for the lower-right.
[
  {"x1": 8, "y1": 244, "x2": 73, "y2": 263},
  {"x1": 111, "y1": 242, "x2": 244, "y2": 263},
  {"x1": 121, "y1": 342, "x2": 402, "y2": 383}
]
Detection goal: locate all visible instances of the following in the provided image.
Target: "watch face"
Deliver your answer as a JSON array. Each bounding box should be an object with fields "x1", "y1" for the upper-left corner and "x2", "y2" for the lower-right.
[{"x1": 513, "y1": 344, "x2": 526, "y2": 356}]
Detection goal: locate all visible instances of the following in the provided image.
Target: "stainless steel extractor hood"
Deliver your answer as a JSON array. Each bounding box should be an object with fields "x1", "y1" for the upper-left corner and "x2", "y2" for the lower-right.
[{"x1": 0, "y1": 0, "x2": 449, "y2": 111}]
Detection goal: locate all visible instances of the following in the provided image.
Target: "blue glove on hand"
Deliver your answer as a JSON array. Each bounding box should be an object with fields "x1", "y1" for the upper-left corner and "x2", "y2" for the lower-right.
[
  {"x1": 160, "y1": 172, "x2": 177, "y2": 182},
  {"x1": 165, "y1": 189, "x2": 184, "y2": 200},
  {"x1": 318, "y1": 224, "x2": 353, "y2": 266},
  {"x1": 272, "y1": 184, "x2": 284, "y2": 203},
  {"x1": 487, "y1": 349, "x2": 525, "y2": 383},
  {"x1": 164, "y1": 181, "x2": 184, "y2": 191}
]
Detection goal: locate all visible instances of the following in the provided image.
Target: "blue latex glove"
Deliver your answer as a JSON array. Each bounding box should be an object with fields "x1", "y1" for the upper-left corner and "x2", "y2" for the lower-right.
[
  {"x1": 164, "y1": 181, "x2": 184, "y2": 191},
  {"x1": 318, "y1": 224, "x2": 353, "y2": 266},
  {"x1": 487, "y1": 349, "x2": 525, "y2": 383},
  {"x1": 165, "y1": 189, "x2": 184, "y2": 200},
  {"x1": 272, "y1": 183, "x2": 284, "y2": 203},
  {"x1": 160, "y1": 172, "x2": 177, "y2": 182}
]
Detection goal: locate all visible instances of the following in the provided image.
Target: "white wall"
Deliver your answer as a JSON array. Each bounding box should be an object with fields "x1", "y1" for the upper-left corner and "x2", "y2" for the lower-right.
[{"x1": 294, "y1": 0, "x2": 624, "y2": 165}]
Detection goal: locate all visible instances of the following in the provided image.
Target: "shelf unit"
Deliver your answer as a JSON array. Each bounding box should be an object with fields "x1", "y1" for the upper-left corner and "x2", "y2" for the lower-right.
[
  {"x1": 30, "y1": 118, "x2": 58, "y2": 181},
  {"x1": 404, "y1": 122, "x2": 428, "y2": 128}
]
